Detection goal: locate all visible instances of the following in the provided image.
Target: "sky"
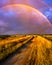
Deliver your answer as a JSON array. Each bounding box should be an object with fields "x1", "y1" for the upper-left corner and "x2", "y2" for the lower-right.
[{"x1": 0, "y1": 0, "x2": 52, "y2": 35}]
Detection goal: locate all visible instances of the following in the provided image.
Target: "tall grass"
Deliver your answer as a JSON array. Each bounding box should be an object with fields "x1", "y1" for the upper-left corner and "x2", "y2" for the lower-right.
[
  {"x1": 0, "y1": 35, "x2": 33, "y2": 60},
  {"x1": 21, "y1": 36, "x2": 52, "y2": 65},
  {"x1": 0, "y1": 35, "x2": 52, "y2": 65}
]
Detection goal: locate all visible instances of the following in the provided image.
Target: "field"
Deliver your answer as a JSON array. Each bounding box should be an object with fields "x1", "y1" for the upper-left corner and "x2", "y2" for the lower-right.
[{"x1": 0, "y1": 34, "x2": 52, "y2": 65}]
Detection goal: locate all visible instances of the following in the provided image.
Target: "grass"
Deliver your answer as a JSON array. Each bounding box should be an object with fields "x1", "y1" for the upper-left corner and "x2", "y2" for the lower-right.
[
  {"x1": 41, "y1": 34, "x2": 52, "y2": 41},
  {"x1": 0, "y1": 35, "x2": 33, "y2": 60},
  {"x1": 22, "y1": 36, "x2": 52, "y2": 65},
  {"x1": 0, "y1": 34, "x2": 52, "y2": 65}
]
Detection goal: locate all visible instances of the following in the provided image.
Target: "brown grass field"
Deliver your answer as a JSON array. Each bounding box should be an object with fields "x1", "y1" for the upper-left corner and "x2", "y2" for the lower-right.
[{"x1": 0, "y1": 34, "x2": 52, "y2": 65}]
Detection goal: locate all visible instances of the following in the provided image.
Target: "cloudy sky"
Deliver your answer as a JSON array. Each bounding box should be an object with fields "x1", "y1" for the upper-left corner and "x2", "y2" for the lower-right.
[{"x1": 0, "y1": 0, "x2": 52, "y2": 35}]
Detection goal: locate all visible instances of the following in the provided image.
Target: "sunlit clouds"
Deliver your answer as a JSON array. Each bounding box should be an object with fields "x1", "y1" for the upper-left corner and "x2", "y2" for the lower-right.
[
  {"x1": 0, "y1": 0, "x2": 52, "y2": 34},
  {"x1": 0, "y1": 4, "x2": 52, "y2": 34}
]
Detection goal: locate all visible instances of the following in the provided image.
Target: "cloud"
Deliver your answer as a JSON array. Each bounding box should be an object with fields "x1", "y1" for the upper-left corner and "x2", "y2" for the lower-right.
[
  {"x1": 0, "y1": 4, "x2": 52, "y2": 35},
  {"x1": 0, "y1": 20, "x2": 8, "y2": 27}
]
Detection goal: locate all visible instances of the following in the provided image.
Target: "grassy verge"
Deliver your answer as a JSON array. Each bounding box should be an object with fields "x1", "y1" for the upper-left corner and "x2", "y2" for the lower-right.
[{"x1": 0, "y1": 36, "x2": 34, "y2": 60}]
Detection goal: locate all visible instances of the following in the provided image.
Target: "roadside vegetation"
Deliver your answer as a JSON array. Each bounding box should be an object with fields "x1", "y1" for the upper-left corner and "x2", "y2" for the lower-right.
[
  {"x1": 0, "y1": 35, "x2": 33, "y2": 60},
  {"x1": 0, "y1": 34, "x2": 52, "y2": 65}
]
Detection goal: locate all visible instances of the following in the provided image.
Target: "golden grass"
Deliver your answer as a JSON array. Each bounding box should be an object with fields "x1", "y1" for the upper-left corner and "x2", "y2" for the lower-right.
[
  {"x1": 0, "y1": 35, "x2": 52, "y2": 65},
  {"x1": 42, "y1": 35, "x2": 52, "y2": 41},
  {"x1": 0, "y1": 35, "x2": 33, "y2": 60},
  {"x1": 22, "y1": 36, "x2": 52, "y2": 65}
]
